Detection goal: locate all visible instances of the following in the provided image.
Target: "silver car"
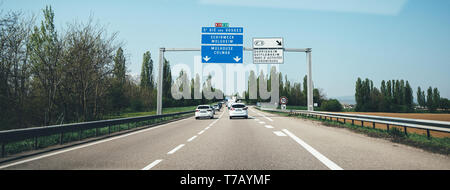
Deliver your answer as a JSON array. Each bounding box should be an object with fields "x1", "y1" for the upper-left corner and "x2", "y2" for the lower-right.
[{"x1": 195, "y1": 105, "x2": 214, "y2": 119}]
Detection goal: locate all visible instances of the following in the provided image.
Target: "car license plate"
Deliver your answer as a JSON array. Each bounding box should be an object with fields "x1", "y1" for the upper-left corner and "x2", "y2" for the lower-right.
[
  {"x1": 200, "y1": 111, "x2": 206, "y2": 113},
  {"x1": 236, "y1": 109, "x2": 242, "y2": 111}
]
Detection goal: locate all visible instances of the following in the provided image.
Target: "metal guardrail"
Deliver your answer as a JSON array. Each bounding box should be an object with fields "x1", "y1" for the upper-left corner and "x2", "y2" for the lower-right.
[
  {"x1": 258, "y1": 107, "x2": 450, "y2": 138},
  {"x1": 0, "y1": 110, "x2": 195, "y2": 157}
]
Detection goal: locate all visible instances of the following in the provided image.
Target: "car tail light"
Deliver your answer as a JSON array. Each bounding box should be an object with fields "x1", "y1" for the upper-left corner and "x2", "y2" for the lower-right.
[
  {"x1": 231, "y1": 107, "x2": 235, "y2": 111},
  {"x1": 195, "y1": 109, "x2": 199, "y2": 112},
  {"x1": 243, "y1": 107, "x2": 248, "y2": 110}
]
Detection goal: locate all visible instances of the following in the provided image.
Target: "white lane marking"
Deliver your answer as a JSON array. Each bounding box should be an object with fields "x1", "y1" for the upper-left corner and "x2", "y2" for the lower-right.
[
  {"x1": 198, "y1": 130, "x2": 205, "y2": 135},
  {"x1": 205, "y1": 126, "x2": 210, "y2": 130},
  {"x1": 142, "y1": 159, "x2": 163, "y2": 170},
  {"x1": 167, "y1": 144, "x2": 185, "y2": 154},
  {"x1": 282, "y1": 129, "x2": 343, "y2": 170},
  {"x1": 259, "y1": 121, "x2": 265, "y2": 124},
  {"x1": 187, "y1": 135, "x2": 197, "y2": 142},
  {"x1": 273, "y1": 131, "x2": 287, "y2": 136},
  {"x1": 255, "y1": 118, "x2": 260, "y2": 121},
  {"x1": 0, "y1": 116, "x2": 193, "y2": 170},
  {"x1": 265, "y1": 125, "x2": 274, "y2": 129},
  {"x1": 263, "y1": 116, "x2": 273, "y2": 122},
  {"x1": 257, "y1": 112, "x2": 273, "y2": 122}
]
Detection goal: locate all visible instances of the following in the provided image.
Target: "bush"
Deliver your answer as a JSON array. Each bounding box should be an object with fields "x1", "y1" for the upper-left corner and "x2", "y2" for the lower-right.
[
  {"x1": 130, "y1": 99, "x2": 144, "y2": 112},
  {"x1": 320, "y1": 99, "x2": 343, "y2": 112}
]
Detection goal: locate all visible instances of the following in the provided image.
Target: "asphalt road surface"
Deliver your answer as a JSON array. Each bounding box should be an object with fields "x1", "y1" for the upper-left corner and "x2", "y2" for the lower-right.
[{"x1": 1, "y1": 107, "x2": 449, "y2": 170}]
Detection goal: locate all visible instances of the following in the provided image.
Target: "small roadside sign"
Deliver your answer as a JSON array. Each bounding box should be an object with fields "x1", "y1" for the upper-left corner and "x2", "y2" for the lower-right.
[{"x1": 280, "y1": 96, "x2": 288, "y2": 105}]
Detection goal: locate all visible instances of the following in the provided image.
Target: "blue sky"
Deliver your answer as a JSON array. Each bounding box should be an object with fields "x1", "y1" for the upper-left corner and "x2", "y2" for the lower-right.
[{"x1": 2, "y1": 0, "x2": 450, "y2": 100}]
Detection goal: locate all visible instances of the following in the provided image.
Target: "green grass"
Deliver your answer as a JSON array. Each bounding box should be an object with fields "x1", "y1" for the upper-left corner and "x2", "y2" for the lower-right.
[
  {"x1": 260, "y1": 108, "x2": 450, "y2": 155},
  {"x1": 276, "y1": 105, "x2": 325, "y2": 111},
  {"x1": 2, "y1": 106, "x2": 195, "y2": 157},
  {"x1": 285, "y1": 105, "x2": 308, "y2": 110},
  {"x1": 104, "y1": 106, "x2": 197, "y2": 119}
]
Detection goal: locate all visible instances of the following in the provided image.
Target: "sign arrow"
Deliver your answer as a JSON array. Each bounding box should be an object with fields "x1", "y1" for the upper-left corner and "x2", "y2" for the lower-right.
[
  {"x1": 203, "y1": 56, "x2": 211, "y2": 62},
  {"x1": 276, "y1": 40, "x2": 282, "y2": 46},
  {"x1": 233, "y1": 56, "x2": 241, "y2": 62}
]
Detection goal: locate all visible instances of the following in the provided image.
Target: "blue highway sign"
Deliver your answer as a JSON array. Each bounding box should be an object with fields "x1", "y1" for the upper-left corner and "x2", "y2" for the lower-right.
[
  {"x1": 201, "y1": 46, "x2": 243, "y2": 64},
  {"x1": 201, "y1": 34, "x2": 243, "y2": 45},
  {"x1": 201, "y1": 25, "x2": 243, "y2": 64},
  {"x1": 202, "y1": 27, "x2": 243, "y2": 34}
]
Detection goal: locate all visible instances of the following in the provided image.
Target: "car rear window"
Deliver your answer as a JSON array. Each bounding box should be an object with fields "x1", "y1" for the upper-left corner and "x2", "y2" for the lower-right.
[
  {"x1": 232, "y1": 104, "x2": 246, "y2": 108},
  {"x1": 197, "y1": 106, "x2": 210, "y2": 109}
]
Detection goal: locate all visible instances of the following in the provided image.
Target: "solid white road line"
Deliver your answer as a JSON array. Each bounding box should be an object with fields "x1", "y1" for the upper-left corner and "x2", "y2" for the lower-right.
[
  {"x1": 187, "y1": 135, "x2": 197, "y2": 142},
  {"x1": 257, "y1": 112, "x2": 273, "y2": 122},
  {"x1": 0, "y1": 116, "x2": 193, "y2": 170},
  {"x1": 251, "y1": 108, "x2": 273, "y2": 122},
  {"x1": 167, "y1": 144, "x2": 185, "y2": 155},
  {"x1": 142, "y1": 159, "x2": 163, "y2": 170},
  {"x1": 273, "y1": 131, "x2": 287, "y2": 136},
  {"x1": 282, "y1": 129, "x2": 343, "y2": 170},
  {"x1": 265, "y1": 125, "x2": 274, "y2": 129}
]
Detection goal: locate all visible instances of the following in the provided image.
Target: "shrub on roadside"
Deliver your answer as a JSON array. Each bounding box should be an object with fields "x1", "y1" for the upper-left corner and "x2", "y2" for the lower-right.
[{"x1": 320, "y1": 99, "x2": 343, "y2": 112}]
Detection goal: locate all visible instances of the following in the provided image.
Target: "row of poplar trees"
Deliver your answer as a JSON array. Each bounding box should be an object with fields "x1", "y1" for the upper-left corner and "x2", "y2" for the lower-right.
[
  {"x1": 355, "y1": 78, "x2": 448, "y2": 112},
  {"x1": 355, "y1": 78, "x2": 414, "y2": 112},
  {"x1": 243, "y1": 66, "x2": 326, "y2": 107}
]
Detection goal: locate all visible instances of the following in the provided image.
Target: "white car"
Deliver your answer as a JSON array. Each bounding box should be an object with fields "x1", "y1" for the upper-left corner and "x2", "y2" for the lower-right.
[
  {"x1": 195, "y1": 105, "x2": 214, "y2": 119},
  {"x1": 213, "y1": 104, "x2": 220, "y2": 112},
  {"x1": 229, "y1": 103, "x2": 248, "y2": 119},
  {"x1": 227, "y1": 101, "x2": 234, "y2": 109}
]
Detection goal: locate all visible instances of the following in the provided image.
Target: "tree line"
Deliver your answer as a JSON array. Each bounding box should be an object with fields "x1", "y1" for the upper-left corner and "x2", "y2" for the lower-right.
[
  {"x1": 242, "y1": 67, "x2": 343, "y2": 111},
  {"x1": 0, "y1": 6, "x2": 217, "y2": 130},
  {"x1": 355, "y1": 78, "x2": 449, "y2": 112},
  {"x1": 416, "y1": 86, "x2": 449, "y2": 112}
]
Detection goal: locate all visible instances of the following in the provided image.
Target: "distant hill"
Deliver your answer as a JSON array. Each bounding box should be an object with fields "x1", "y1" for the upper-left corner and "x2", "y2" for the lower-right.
[{"x1": 331, "y1": 95, "x2": 356, "y2": 105}]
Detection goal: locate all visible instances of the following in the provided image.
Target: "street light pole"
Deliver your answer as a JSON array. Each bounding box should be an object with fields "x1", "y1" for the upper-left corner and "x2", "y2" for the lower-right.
[
  {"x1": 157, "y1": 48, "x2": 165, "y2": 115},
  {"x1": 306, "y1": 48, "x2": 313, "y2": 111}
]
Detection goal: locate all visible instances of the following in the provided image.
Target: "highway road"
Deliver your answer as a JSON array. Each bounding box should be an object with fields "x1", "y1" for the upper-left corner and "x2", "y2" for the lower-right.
[{"x1": 0, "y1": 107, "x2": 449, "y2": 170}]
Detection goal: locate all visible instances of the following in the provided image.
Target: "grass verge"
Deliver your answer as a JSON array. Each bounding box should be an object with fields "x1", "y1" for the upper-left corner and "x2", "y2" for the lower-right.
[
  {"x1": 104, "y1": 106, "x2": 197, "y2": 119},
  {"x1": 261, "y1": 109, "x2": 450, "y2": 155}
]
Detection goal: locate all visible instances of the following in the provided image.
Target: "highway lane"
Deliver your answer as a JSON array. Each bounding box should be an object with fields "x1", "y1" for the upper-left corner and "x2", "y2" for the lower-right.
[
  {"x1": 1, "y1": 107, "x2": 449, "y2": 170},
  {"x1": 153, "y1": 108, "x2": 330, "y2": 170},
  {"x1": 248, "y1": 108, "x2": 450, "y2": 170},
  {"x1": 0, "y1": 113, "x2": 221, "y2": 170}
]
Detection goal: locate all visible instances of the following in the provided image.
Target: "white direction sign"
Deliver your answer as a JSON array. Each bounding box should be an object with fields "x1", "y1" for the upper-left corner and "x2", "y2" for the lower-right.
[
  {"x1": 253, "y1": 38, "x2": 283, "y2": 48},
  {"x1": 253, "y1": 37, "x2": 284, "y2": 64}
]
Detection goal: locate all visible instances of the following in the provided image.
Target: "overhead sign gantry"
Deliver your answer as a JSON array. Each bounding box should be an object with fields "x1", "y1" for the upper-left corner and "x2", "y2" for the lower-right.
[{"x1": 156, "y1": 23, "x2": 314, "y2": 115}]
